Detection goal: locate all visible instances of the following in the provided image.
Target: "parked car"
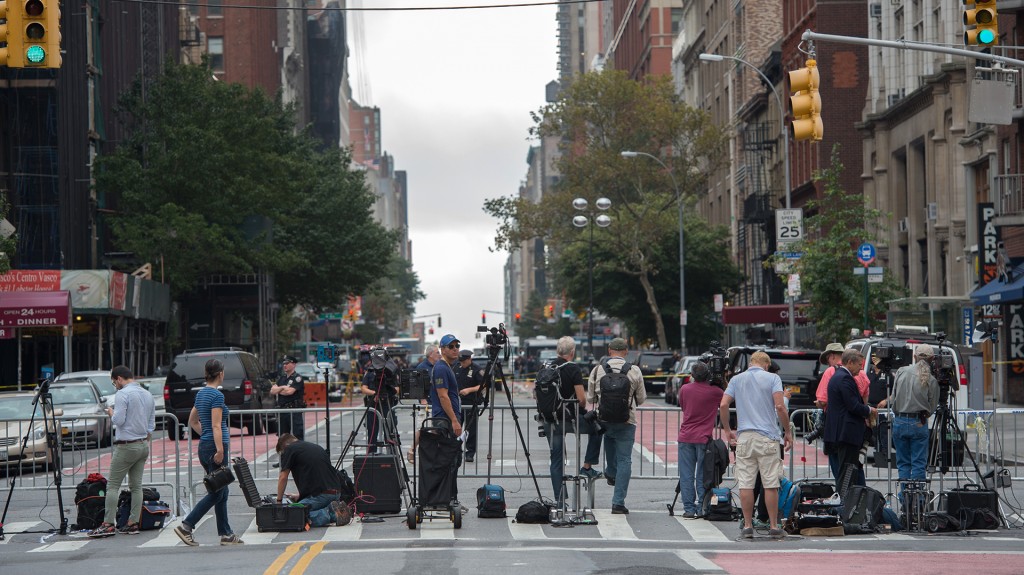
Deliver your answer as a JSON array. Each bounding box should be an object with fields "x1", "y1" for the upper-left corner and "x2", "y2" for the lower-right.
[
  {"x1": 48, "y1": 381, "x2": 112, "y2": 448},
  {"x1": 164, "y1": 348, "x2": 275, "y2": 437},
  {"x1": 294, "y1": 362, "x2": 326, "y2": 382},
  {"x1": 665, "y1": 355, "x2": 701, "y2": 405},
  {"x1": 136, "y1": 376, "x2": 167, "y2": 430},
  {"x1": 726, "y1": 346, "x2": 823, "y2": 412},
  {"x1": 56, "y1": 370, "x2": 117, "y2": 408},
  {"x1": 0, "y1": 392, "x2": 57, "y2": 473},
  {"x1": 634, "y1": 351, "x2": 677, "y2": 395}
]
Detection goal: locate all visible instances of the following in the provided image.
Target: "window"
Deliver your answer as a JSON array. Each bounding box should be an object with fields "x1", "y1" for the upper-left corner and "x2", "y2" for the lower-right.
[
  {"x1": 208, "y1": 37, "x2": 224, "y2": 72},
  {"x1": 186, "y1": 0, "x2": 199, "y2": 16},
  {"x1": 671, "y1": 7, "x2": 683, "y2": 35},
  {"x1": 208, "y1": 0, "x2": 222, "y2": 17}
]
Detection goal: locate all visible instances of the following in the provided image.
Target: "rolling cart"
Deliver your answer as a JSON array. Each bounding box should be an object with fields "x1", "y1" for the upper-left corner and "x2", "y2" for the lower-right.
[{"x1": 407, "y1": 418, "x2": 463, "y2": 529}]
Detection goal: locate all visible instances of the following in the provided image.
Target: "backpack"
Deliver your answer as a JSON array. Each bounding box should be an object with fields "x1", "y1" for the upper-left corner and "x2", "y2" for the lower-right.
[
  {"x1": 702, "y1": 437, "x2": 730, "y2": 491},
  {"x1": 335, "y1": 468, "x2": 356, "y2": 503},
  {"x1": 701, "y1": 486, "x2": 739, "y2": 521},
  {"x1": 778, "y1": 476, "x2": 800, "y2": 519},
  {"x1": 476, "y1": 484, "x2": 507, "y2": 518},
  {"x1": 534, "y1": 361, "x2": 567, "y2": 423},
  {"x1": 73, "y1": 475, "x2": 108, "y2": 530},
  {"x1": 597, "y1": 361, "x2": 634, "y2": 424},
  {"x1": 841, "y1": 485, "x2": 884, "y2": 534},
  {"x1": 514, "y1": 500, "x2": 551, "y2": 524}
]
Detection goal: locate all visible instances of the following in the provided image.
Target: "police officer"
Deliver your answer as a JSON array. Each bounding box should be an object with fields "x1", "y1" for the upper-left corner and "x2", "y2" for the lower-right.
[
  {"x1": 453, "y1": 349, "x2": 484, "y2": 462},
  {"x1": 272, "y1": 355, "x2": 306, "y2": 440},
  {"x1": 360, "y1": 347, "x2": 400, "y2": 454}
]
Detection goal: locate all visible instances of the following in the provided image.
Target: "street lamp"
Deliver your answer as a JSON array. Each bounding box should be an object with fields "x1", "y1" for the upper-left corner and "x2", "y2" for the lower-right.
[
  {"x1": 573, "y1": 197, "x2": 612, "y2": 361},
  {"x1": 699, "y1": 52, "x2": 796, "y2": 348},
  {"x1": 620, "y1": 150, "x2": 686, "y2": 352}
]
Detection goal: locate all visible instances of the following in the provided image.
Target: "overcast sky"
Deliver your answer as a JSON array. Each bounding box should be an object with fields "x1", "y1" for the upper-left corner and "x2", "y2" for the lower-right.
[{"x1": 350, "y1": 2, "x2": 557, "y2": 350}]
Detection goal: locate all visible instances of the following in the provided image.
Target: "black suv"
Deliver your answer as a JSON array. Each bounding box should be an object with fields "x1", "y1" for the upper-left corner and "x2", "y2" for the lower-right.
[
  {"x1": 726, "y1": 346, "x2": 823, "y2": 411},
  {"x1": 164, "y1": 348, "x2": 275, "y2": 437},
  {"x1": 634, "y1": 351, "x2": 676, "y2": 395}
]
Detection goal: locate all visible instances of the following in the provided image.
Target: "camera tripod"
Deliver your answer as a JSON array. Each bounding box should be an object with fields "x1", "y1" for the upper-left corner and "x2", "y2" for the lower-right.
[
  {"x1": 0, "y1": 379, "x2": 69, "y2": 540},
  {"x1": 549, "y1": 396, "x2": 599, "y2": 527},
  {"x1": 335, "y1": 382, "x2": 411, "y2": 515}
]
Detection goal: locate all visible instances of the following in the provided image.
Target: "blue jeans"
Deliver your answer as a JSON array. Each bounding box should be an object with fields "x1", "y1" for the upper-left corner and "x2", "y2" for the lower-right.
[
  {"x1": 892, "y1": 415, "x2": 929, "y2": 480},
  {"x1": 678, "y1": 441, "x2": 705, "y2": 514},
  {"x1": 602, "y1": 422, "x2": 636, "y2": 507},
  {"x1": 184, "y1": 441, "x2": 234, "y2": 536},
  {"x1": 302, "y1": 492, "x2": 341, "y2": 527},
  {"x1": 542, "y1": 420, "x2": 602, "y2": 503}
]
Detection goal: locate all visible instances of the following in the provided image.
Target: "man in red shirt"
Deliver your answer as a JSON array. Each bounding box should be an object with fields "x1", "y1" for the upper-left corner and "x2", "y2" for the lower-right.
[
  {"x1": 677, "y1": 361, "x2": 724, "y2": 518},
  {"x1": 816, "y1": 343, "x2": 869, "y2": 406}
]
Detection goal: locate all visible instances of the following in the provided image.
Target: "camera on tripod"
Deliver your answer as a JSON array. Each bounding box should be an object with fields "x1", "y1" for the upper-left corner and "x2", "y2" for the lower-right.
[
  {"x1": 399, "y1": 368, "x2": 431, "y2": 400},
  {"x1": 699, "y1": 341, "x2": 729, "y2": 387},
  {"x1": 873, "y1": 342, "x2": 911, "y2": 372},
  {"x1": 478, "y1": 323, "x2": 509, "y2": 358}
]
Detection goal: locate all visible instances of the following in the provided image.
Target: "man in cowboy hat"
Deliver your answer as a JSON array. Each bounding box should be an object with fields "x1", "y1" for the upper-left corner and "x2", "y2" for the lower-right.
[{"x1": 815, "y1": 343, "x2": 869, "y2": 408}]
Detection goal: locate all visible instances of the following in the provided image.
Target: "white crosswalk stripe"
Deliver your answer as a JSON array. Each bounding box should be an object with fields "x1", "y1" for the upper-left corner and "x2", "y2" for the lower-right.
[
  {"x1": 0, "y1": 522, "x2": 38, "y2": 544},
  {"x1": 674, "y1": 516, "x2": 733, "y2": 542},
  {"x1": 508, "y1": 518, "x2": 545, "y2": 540},
  {"x1": 592, "y1": 510, "x2": 638, "y2": 540},
  {"x1": 239, "y1": 516, "x2": 278, "y2": 545}
]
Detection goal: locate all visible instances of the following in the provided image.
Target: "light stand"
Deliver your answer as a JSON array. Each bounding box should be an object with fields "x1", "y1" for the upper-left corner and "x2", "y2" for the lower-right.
[
  {"x1": 549, "y1": 396, "x2": 598, "y2": 527},
  {"x1": 0, "y1": 379, "x2": 69, "y2": 539},
  {"x1": 573, "y1": 197, "x2": 612, "y2": 361}
]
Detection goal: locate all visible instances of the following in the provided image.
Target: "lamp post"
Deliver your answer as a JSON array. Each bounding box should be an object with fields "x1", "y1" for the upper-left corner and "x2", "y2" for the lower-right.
[
  {"x1": 573, "y1": 197, "x2": 612, "y2": 361},
  {"x1": 699, "y1": 52, "x2": 796, "y2": 348},
  {"x1": 620, "y1": 150, "x2": 686, "y2": 352}
]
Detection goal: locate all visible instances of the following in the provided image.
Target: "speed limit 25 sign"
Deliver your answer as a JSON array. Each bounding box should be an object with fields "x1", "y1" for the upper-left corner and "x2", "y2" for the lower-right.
[{"x1": 776, "y1": 208, "x2": 804, "y2": 246}]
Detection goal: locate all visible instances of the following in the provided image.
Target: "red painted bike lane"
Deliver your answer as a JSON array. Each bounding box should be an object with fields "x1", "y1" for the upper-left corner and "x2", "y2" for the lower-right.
[{"x1": 708, "y1": 551, "x2": 1024, "y2": 575}]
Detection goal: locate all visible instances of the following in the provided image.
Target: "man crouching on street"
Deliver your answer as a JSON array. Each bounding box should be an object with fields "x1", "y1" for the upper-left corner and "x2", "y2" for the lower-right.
[{"x1": 276, "y1": 433, "x2": 352, "y2": 526}]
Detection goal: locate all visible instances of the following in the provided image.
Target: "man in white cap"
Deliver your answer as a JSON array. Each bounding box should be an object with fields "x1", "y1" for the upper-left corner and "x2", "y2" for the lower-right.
[{"x1": 889, "y1": 344, "x2": 939, "y2": 482}]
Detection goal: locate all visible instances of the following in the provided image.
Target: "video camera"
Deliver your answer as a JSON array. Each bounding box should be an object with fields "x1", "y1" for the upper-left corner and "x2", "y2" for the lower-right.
[
  {"x1": 699, "y1": 341, "x2": 729, "y2": 387},
  {"x1": 478, "y1": 323, "x2": 509, "y2": 359},
  {"x1": 873, "y1": 342, "x2": 912, "y2": 372},
  {"x1": 399, "y1": 368, "x2": 431, "y2": 400}
]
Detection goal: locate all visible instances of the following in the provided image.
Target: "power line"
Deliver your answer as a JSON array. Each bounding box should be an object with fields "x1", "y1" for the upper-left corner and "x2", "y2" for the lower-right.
[{"x1": 113, "y1": 0, "x2": 601, "y2": 12}]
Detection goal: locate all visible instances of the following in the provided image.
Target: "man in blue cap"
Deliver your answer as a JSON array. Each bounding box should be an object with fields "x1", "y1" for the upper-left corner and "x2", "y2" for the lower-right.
[{"x1": 431, "y1": 334, "x2": 463, "y2": 438}]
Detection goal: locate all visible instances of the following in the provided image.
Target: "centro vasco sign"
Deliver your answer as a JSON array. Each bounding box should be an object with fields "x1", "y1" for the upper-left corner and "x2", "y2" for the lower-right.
[{"x1": 0, "y1": 291, "x2": 71, "y2": 327}]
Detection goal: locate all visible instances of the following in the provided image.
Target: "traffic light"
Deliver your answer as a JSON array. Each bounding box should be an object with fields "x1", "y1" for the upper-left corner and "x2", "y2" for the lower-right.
[
  {"x1": 789, "y1": 59, "x2": 822, "y2": 142},
  {"x1": 429, "y1": 326, "x2": 434, "y2": 335},
  {"x1": 0, "y1": 1, "x2": 25, "y2": 67},
  {"x1": 437, "y1": 315, "x2": 442, "y2": 328},
  {"x1": 964, "y1": 1, "x2": 999, "y2": 47},
  {"x1": 481, "y1": 312, "x2": 486, "y2": 324},
  {"x1": 0, "y1": 0, "x2": 61, "y2": 68},
  {"x1": 544, "y1": 304, "x2": 554, "y2": 319},
  {"x1": 514, "y1": 312, "x2": 521, "y2": 322}
]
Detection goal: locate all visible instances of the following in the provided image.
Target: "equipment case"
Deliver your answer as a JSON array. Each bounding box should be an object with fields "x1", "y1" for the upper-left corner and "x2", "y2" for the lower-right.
[
  {"x1": 943, "y1": 484, "x2": 999, "y2": 528},
  {"x1": 233, "y1": 456, "x2": 312, "y2": 532},
  {"x1": 353, "y1": 454, "x2": 403, "y2": 514}
]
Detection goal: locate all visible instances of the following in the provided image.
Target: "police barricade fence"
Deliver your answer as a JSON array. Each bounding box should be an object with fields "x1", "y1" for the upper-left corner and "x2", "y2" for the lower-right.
[{"x1": 0, "y1": 412, "x2": 182, "y2": 518}]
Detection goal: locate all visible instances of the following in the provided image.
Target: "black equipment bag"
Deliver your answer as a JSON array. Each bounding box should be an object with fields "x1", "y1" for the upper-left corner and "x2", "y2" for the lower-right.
[
  {"x1": 700, "y1": 487, "x2": 739, "y2": 521},
  {"x1": 534, "y1": 361, "x2": 567, "y2": 423},
  {"x1": 336, "y1": 468, "x2": 356, "y2": 504},
  {"x1": 841, "y1": 485, "x2": 884, "y2": 534},
  {"x1": 417, "y1": 418, "x2": 461, "y2": 508},
  {"x1": 797, "y1": 513, "x2": 842, "y2": 529},
  {"x1": 515, "y1": 500, "x2": 551, "y2": 524},
  {"x1": 113, "y1": 487, "x2": 162, "y2": 528},
  {"x1": 944, "y1": 483, "x2": 1000, "y2": 529},
  {"x1": 353, "y1": 453, "x2": 404, "y2": 514},
  {"x1": 597, "y1": 361, "x2": 634, "y2": 424},
  {"x1": 476, "y1": 484, "x2": 507, "y2": 518},
  {"x1": 256, "y1": 504, "x2": 310, "y2": 532},
  {"x1": 116, "y1": 497, "x2": 171, "y2": 530},
  {"x1": 203, "y1": 465, "x2": 235, "y2": 494},
  {"x1": 73, "y1": 475, "x2": 108, "y2": 530},
  {"x1": 702, "y1": 437, "x2": 730, "y2": 491}
]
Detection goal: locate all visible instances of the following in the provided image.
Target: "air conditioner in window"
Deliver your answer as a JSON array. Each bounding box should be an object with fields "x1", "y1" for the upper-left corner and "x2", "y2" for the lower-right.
[
  {"x1": 870, "y1": 3, "x2": 882, "y2": 18},
  {"x1": 898, "y1": 217, "x2": 909, "y2": 233}
]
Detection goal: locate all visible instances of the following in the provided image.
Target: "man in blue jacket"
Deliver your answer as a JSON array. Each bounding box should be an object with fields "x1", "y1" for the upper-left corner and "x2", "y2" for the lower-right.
[{"x1": 823, "y1": 349, "x2": 877, "y2": 495}]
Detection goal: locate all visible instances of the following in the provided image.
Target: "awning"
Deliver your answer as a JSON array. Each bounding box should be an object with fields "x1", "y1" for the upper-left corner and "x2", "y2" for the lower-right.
[
  {"x1": 970, "y1": 264, "x2": 1024, "y2": 305},
  {"x1": 0, "y1": 290, "x2": 71, "y2": 327},
  {"x1": 722, "y1": 304, "x2": 810, "y2": 325}
]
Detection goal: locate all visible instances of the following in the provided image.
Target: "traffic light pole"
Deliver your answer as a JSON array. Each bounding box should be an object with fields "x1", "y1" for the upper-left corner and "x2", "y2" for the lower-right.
[{"x1": 800, "y1": 29, "x2": 1024, "y2": 68}]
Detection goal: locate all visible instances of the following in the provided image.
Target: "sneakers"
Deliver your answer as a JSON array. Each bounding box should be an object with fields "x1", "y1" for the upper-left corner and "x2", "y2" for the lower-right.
[
  {"x1": 464, "y1": 452, "x2": 475, "y2": 463},
  {"x1": 611, "y1": 504, "x2": 629, "y2": 515},
  {"x1": 174, "y1": 524, "x2": 198, "y2": 546},
  {"x1": 579, "y1": 467, "x2": 602, "y2": 481},
  {"x1": 740, "y1": 526, "x2": 754, "y2": 539},
  {"x1": 117, "y1": 522, "x2": 140, "y2": 535},
  {"x1": 769, "y1": 528, "x2": 786, "y2": 540},
  {"x1": 606, "y1": 476, "x2": 616, "y2": 487},
  {"x1": 682, "y1": 511, "x2": 696, "y2": 519},
  {"x1": 220, "y1": 534, "x2": 244, "y2": 546},
  {"x1": 88, "y1": 522, "x2": 116, "y2": 538},
  {"x1": 752, "y1": 518, "x2": 770, "y2": 529},
  {"x1": 331, "y1": 500, "x2": 352, "y2": 527}
]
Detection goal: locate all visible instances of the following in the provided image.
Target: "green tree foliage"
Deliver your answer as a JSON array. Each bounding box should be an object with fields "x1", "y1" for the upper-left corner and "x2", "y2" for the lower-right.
[
  {"x1": 358, "y1": 257, "x2": 426, "y2": 340},
  {"x1": 770, "y1": 145, "x2": 904, "y2": 345},
  {"x1": 95, "y1": 61, "x2": 395, "y2": 310},
  {"x1": 484, "y1": 69, "x2": 736, "y2": 350},
  {"x1": 0, "y1": 192, "x2": 15, "y2": 274}
]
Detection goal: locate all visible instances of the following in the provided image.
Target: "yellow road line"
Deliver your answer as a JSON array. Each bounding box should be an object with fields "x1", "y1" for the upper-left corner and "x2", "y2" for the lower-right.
[
  {"x1": 289, "y1": 541, "x2": 328, "y2": 575},
  {"x1": 264, "y1": 541, "x2": 305, "y2": 575}
]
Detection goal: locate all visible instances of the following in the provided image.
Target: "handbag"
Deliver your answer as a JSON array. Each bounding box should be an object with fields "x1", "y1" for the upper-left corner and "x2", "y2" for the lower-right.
[{"x1": 203, "y1": 465, "x2": 235, "y2": 494}]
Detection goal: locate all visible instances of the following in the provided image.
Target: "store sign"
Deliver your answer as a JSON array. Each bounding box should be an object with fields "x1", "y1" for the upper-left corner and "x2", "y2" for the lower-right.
[
  {"x1": 0, "y1": 291, "x2": 71, "y2": 327},
  {"x1": 979, "y1": 202, "x2": 1000, "y2": 286},
  {"x1": 0, "y1": 269, "x2": 62, "y2": 292}
]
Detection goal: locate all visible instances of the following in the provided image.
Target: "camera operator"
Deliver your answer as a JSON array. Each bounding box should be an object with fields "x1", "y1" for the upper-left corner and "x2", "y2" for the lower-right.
[
  {"x1": 677, "y1": 360, "x2": 722, "y2": 519},
  {"x1": 889, "y1": 344, "x2": 939, "y2": 484},
  {"x1": 360, "y1": 347, "x2": 400, "y2": 455},
  {"x1": 454, "y1": 349, "x2": 484, "y2": 462}
]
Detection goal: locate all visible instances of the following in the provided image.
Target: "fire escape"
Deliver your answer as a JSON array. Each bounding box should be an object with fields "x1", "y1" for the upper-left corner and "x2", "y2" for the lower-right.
[{"x1": 736, "y1": 121, "x2": 782, "y2": 307}]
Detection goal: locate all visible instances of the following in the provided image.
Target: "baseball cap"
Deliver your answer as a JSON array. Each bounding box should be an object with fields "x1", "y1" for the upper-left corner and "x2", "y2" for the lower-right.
[
  {"x1": 440, "y1": 334, "x2": 460, "y2": 347},
  {"x1": 915, "y1": 344, "x2": 935, "y2": 358},
  {"x1": 282, "y1": 355, "x2": 298, "y2": 364},
  {"x1": 459, "y1": 349, "x2": 473, "y2": 360},
  {"x1": 608, "y1": 338, "x2": 628, "y2": 351}
]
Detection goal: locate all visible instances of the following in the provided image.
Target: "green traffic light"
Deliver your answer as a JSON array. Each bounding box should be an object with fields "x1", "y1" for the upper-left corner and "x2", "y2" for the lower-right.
[
  {"x1": 979, "y1": 29, "x2": 996, "y2": 45},
  {"x1": 25, "y1": 45, "x2": 45, "y2": 64}
]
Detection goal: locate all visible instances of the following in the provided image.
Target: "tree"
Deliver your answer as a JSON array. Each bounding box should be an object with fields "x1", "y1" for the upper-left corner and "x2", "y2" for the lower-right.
[
  {"x1": 95, "y1": 61, "x2": 395, "y2": 310},
  {"x1": 770, "y1": 145, "x2": 904, "y2": 344},
  {"x1": 358, "y1": 257, "x2": 426, "y2": 339},
  {"x1": 485, "y1": 69, "x2": 735, "y2": 350}
]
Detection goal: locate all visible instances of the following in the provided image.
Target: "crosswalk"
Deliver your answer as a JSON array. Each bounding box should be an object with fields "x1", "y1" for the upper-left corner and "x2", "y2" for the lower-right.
[{"x1": 2, "y1": 511, "x2": 1017, "y2": 552}]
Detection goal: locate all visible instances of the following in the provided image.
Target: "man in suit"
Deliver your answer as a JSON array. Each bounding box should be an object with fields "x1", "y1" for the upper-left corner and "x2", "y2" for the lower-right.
[{"x1": 823, "y1": 349, "x2": 877, "y2": 495}]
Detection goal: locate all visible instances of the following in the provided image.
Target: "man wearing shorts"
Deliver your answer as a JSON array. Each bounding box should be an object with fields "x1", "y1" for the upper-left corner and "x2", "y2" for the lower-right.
[{"x1": 719, "y1": 351, "x2": 793, "y2": 540}]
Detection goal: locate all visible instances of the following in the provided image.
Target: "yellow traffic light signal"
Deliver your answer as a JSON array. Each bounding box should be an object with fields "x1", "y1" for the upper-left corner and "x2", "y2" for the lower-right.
[
  {"x1": 21, "y1": 0, "x2": 59, "y2": 68},
  {"x1": 964, "y1": 1, "x2": 998, "y2": 47},
  {"x1": 789, "y1": 59, "x2": 822, "y2": 142},
  {"x1": 0, "y1": 1, "x2": 25, "y2": 67}
]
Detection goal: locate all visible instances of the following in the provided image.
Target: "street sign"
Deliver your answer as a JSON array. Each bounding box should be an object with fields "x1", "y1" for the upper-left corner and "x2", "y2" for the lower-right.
[
  {"x1": 713, "y1": 294, "x2": 723, "y2": 313},
  {"x1": 963, "y1": 308, "x2": 974, "y2": 346},
  {"x1": 316, "y1": 344, "x2": 334, "y2": 363},
  {"x1": 852, "y1": 266, "x2": 883, "y2": 275},
  {"x1": 776, "y1": 208, "x2": 804, "y2": 246},
  {"x1": 857, "y1": 242, "x2": 876, "y2": 266},
  {"x1": 320, "y1": 313, "x2": 345, "y2": 320},
  {"x1": 788, "y1": 274, "x2": 801, "y2": 298},
  {"x1": 867, "y1": 274, "x2": 883, "y2": 283},
  {"x1": 0, "y1": 327, "x2": 11, "y2": 339},
  {"x1": 773, "y1": 251, "x2": 802, "y2": 274}
]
